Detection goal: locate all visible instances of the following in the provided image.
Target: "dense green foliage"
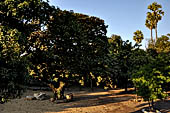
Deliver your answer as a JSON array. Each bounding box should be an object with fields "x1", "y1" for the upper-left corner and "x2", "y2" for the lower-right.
[
  {"x1": 0, "y1": 20, "x2": 28, "y2": 102},
  {"x1": 27, "y1": 9, "x2": 110, "y2": 98},
  {"x1": 0, "y1": 0, "x2": 111, "y2": 100},
  {"x1": 155, "y1": 34, "x2": 170, "y2": 53},
  {"x1": 0, "y1": 0, "x2": 50, "y2": 101},
  {"x1": 133, "y1": 52, "x2": 170, "y2": 108}
]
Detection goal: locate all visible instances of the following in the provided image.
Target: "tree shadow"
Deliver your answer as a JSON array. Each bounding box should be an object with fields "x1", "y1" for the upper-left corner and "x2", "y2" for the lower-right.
[
  {"x1": 131, "y1": 99, "x2": 170, "y2": 113},
  {"x1": 115, "y1": 88, "x2": 136, "y2": 95},
  {"x1": 3, "y1": 88, "x2": 157, "y2": 113},
  {"x1": 42, "y1": 88, "x2": 135, "y2": 113}
]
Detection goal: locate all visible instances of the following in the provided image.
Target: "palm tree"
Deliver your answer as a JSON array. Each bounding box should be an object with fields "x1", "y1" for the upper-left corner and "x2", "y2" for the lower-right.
[
  {"x1": 133, "y1": 30, "x2": 144, "y2": 44},
  {"x1": 145, "y1": 12, "x2": 155, "y2": 43},
  {"x1": 147, "y1": 2, "x2": 164, "y2": 41}
]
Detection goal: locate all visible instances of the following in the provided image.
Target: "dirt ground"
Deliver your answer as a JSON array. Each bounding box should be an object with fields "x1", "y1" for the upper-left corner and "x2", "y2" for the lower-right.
[{"x1": 0, "y1": 88, "x2": 170, "y2": 113}]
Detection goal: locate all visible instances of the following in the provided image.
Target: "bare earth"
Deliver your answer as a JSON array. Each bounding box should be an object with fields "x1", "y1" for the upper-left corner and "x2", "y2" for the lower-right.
[{"x1": 0, "y1": 88, "x2": 170, "y2": 113}]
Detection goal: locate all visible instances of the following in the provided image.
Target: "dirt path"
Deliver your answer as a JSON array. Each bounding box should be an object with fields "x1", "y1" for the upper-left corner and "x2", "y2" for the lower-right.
[{"x1": 0, "y1": 88, "x2": 170, "y2": 113}]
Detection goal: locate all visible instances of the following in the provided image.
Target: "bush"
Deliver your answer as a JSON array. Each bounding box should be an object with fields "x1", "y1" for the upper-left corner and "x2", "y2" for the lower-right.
[{"x1": 133, "y1": 53, "x2": 170, "y2": 110}]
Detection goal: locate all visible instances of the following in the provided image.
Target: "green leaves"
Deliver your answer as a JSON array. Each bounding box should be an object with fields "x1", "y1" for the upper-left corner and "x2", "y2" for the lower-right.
[
  {"x1": 148, "y1": 2, "x2": 162, "y2": 12},
  {"x1": 133, "y1": 30, "x2": 144, "y2": 44},
  {"x1": 132, "y1": 52, "x2": 170, "y2": 103},
  {"x1": 155, "y1": 34, "x2": 170, "y2": 53},
  {"x1": 0, "y1": 0, "x2": 48, "y2": 101},
  {"x1": 0, "y1": 26, "x2": 21, "y2": 60},
  {"x1": 146, "y1": 2, "x2": 164, "y2": 41},
  {"x1": 25, "y1": 7, "x2": 110, "y2": 90}
]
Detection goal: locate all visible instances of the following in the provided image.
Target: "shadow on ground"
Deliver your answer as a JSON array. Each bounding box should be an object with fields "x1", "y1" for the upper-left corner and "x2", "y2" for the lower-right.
[
  {"x1": 1, "y1": 88, "x2": 170, "y2": 113},
  {"x1": 131, "y1": 99, "x2": 170, "y2": 113},
  {"x1": 42, "y1": 88, "x2": 136, "y2": 113}
]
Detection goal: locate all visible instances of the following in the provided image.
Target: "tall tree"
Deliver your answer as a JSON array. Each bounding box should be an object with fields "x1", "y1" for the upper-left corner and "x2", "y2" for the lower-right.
[
  {"x1": 147, "y1": 2, "x2": 164, "y2": 41},
  {"x1": 109, "y1": 35, "x2": 134, "y2": 92},
  {"x1": 108, "y1": 34, "x2": 122, "y2": 88},
  {"x1": 145, "y1": 12, "x2": 155, "y2": 42}
]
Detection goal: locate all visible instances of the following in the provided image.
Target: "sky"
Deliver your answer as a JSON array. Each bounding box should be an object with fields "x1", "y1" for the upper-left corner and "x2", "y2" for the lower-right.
[{"x1": 48, "y1": 0, "x2": 170, "y2": 49}]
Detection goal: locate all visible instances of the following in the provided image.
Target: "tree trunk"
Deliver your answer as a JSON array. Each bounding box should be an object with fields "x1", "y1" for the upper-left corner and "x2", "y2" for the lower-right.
[
  {"x1": 48, "y1": 81, "x2": 65, "y2": 100},
  {"x1": 90, "y1": 78, "x2": 94, "y2": 91},
  {"x1": 148, "y1": 99, "x2": 154, "y2": 111},
  {"x1": 151, "y1": 28, "x2": 153, "y2": 42},
  {"x1": 155, "y1": 24, "x2": 158, "y2": 41},
  {"x1": 151, "y1": 99, "x2": 154, "y2": 110},
  {"x1": 79, "y1": 85, "x2": 82, "y2": 91},
  {"x1": 124, "y1": 78, "x2": 128, "y2": 92},
  {"x1": 148, "y1": 100, "x2": 151, "y2": 111}
]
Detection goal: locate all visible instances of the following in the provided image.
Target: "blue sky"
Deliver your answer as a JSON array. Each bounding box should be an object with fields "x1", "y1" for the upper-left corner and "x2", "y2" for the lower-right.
[{"x1": 48, "y1": 0, "x2": 170, "y2": 48}]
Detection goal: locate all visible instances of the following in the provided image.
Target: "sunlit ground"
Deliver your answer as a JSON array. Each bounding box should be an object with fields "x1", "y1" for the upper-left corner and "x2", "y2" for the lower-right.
[{"x1": 1, "y1": 88, "x2": 170, "y2": 113}]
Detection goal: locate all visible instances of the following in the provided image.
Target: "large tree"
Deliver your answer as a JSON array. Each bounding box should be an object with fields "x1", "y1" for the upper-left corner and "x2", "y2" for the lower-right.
[
  {"x1": 0, "y1": 26, "x2": 28, "y2": 101},
  {"x1": 109, "y1": 35, "x2": 135, "y2": 92},
  {"x1": 0, "y1": 0, "x2": 57, "y2": 100},
  {"x1": 0, "y1": 0, "x2": 38, "y2": 100},
  {"x1": 0, "y1": 0, "x2": 110, "y2": 100},
  {"x1": 27, "y1": 10, "x2": 110, "y2": 99},
  {"x1": 146, "y1": 2, "x2": 164, "y2": 41}
]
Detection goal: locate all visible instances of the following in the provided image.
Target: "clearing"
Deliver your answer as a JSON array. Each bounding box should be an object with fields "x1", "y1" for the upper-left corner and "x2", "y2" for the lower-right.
[{"x1": 0, "y1": 88, "x2": 170, "y2": 113}]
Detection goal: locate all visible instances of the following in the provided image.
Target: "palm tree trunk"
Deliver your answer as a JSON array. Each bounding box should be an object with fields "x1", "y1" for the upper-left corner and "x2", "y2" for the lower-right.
[
  {"x1": 151, "y1": 28, "x2": 153, "y2": 42},
  {"x1": 155, "y1": 24, "x2": 158, "y2": 41}
]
